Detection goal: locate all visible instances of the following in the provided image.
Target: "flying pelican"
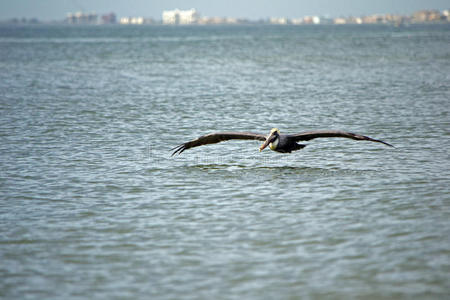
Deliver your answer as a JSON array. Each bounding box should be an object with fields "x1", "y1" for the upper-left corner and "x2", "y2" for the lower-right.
[{"x1": 171, "y1": 128, "x2": 393, "y2": 156}]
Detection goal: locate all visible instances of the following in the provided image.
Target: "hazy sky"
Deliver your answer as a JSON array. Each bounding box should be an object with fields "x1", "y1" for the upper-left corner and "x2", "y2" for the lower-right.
[{"x1": 1, "y1": 0, "x2": 448, "y2": 20}]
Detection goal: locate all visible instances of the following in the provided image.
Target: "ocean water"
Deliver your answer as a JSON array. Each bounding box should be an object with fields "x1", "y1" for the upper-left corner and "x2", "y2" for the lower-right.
[{"x1": 0, "y1": 24, "x2": 449, "y2": 299}]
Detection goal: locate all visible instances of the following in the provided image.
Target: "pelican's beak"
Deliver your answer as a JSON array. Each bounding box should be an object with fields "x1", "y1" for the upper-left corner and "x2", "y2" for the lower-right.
[{"x1": 259, "y1": 133, "x2": 276, "y2": 152}]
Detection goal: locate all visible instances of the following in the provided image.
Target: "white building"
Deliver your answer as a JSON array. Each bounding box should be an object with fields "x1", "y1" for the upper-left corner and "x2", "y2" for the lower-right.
[
  {"x1": 162, "y1": 9, "x2": 199, "y2": 25},
  {"x1": 119, "y1": 16, "x2": 154, "y2": 25},
  {"x1": 269, "y1": 17, "x2": 288, "y2": 25}
]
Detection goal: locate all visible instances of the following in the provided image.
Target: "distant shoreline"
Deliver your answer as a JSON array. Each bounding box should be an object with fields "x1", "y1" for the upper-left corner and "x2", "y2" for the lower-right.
[
  {"x1": 1, "y1": 22, "x2": 450, "y2": 27},
  {"x1": 2, "y1": 9, "x2": 449, "y2": 26}
]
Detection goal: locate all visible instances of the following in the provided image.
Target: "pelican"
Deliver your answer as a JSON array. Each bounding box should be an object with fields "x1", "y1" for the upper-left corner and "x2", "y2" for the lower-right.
[{"x1": 171, "y1": 128, "x2": 393, "y2": 156}]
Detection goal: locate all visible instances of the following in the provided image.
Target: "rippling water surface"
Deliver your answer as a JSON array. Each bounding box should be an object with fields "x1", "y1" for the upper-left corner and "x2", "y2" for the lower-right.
[{"x1": 1, "y1": 24, "x2": 449, "y2": 299}]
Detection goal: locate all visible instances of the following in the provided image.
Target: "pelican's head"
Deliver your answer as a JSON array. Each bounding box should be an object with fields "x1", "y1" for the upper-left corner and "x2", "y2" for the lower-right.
[{"x1": 259, "y1": 128, "x2": 280, "y2": 152}]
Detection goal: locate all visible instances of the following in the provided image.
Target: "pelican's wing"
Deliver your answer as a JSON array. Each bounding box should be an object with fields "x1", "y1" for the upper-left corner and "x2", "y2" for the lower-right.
[
  {"x1": 171, "y1": 132, "x2": 267, "y2": 156},
  {"x1": 287, "y1": 130, "x2": 394, "y2": 147}
]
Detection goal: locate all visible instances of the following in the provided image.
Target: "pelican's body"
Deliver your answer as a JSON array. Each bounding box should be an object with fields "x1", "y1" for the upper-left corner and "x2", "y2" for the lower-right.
[
  {"x1": 265, "y1": 129, "x2": 306, "y2": 153},
  {"x1": 171, "y1": 128, "x2": 393, "y2": 156}
]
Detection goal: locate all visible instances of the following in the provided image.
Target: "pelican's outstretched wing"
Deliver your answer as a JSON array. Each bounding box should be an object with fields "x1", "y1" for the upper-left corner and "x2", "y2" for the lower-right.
[
  {"x1": 171, "y1": 132, "x2": 266, "y2": 156},
  {"x1": 287, "y1": 130, "x2": 394, "y2": 147}
]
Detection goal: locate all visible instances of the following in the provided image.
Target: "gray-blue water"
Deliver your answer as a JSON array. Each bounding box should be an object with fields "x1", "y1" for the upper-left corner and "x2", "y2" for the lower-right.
[{"x1": 0, "y1": 24, "x2": 449, "y2": 299}]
